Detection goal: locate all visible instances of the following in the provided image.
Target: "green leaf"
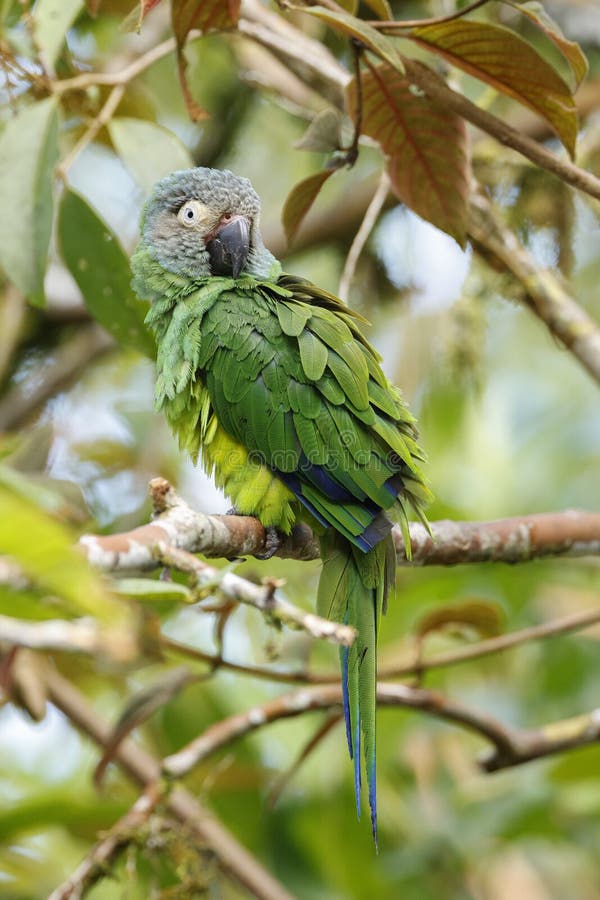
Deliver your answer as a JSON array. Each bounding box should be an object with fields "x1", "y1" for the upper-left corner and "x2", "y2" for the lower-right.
[
  {"x1": 0, "y1": 97, "x2": 58, "y2": 305},
  {"x1": 0, "y1": 483, "x2": 123, "y2": 622},
  {"x1": 294, "y1": 109, "x2": 343, "y2": 153},
  {"x1": 113, "y1": 578, "x2": 194, "y2": 603},
  {"x1": 0, "y1": 461, "x2": 79, "y2": 521},
  {"x1": 363, "y1": 0, "x2": 391, "y2": 18},
  {"x1": 296, "y1": 5, "x2": 405, "y2": 75},
  {"x1": 282, "y1": 170, "x2": 334, "y2": 247},
  {"x1": 108, "y1": 117, "x2": 193, "y2": 194},
  {"x1": 33, "y1": 0, "x2": 84, "y2": 67},
  {"x1": 348, "y1": 63, "x2": 469, "y2": 245},
  {"x1": 409, "y1": 18, "x2": 578, "y2": 157},
  {"x1": 57, "y1": 189, "x2": 155, "y2": 357},
  {"x1": 507, "y1": 1, "x2": 588, "y2": 89}
]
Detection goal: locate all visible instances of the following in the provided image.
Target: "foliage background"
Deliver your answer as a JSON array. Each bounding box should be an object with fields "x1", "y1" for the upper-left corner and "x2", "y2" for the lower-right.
[{"x1": 1, "y1": 0, "x2": 600, "y2": 897}]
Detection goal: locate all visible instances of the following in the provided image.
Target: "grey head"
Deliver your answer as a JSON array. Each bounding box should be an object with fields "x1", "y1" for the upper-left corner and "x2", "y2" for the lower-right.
[{"x1": 140, "y1": 167, "x2": 279, "y2": 280}]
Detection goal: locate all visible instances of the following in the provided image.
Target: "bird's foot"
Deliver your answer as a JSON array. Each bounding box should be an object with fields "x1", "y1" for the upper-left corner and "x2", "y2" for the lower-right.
[
  {"x1": 255, "y1": 526, "x2": 282, "y2": 560},
  {"x1": 224, "y1": 508, "x2": 281, "y2": 560}
]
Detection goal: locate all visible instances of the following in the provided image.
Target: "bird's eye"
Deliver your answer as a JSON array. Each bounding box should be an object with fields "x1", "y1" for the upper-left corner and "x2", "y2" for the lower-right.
[{"x1": 177, "y1": 200, "x2": 208, "y2": 227}]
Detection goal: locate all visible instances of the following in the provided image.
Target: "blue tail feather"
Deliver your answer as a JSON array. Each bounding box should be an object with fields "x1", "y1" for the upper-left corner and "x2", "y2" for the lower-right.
[
  {"x1": 341, "y1": 644, "x2": 353, "y2": 758},
  {"x1": 368, "y1": 757, "x2": 378, "y2": 850}
]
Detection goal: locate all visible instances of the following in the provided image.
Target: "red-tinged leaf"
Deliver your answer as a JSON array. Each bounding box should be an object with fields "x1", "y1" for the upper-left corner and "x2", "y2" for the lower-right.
[
  {"x1": 409, "y1": 19, "x2": 578, "y2": 157},
  {"x1": 348, "y1": 62, "x2": 469, "y2": 245},
  {"x1": 170, "y1": 0, "x2": 240, "y2": 121},
  {"x1": 171, "y1": 0, "x2": 240, "y2": 45},
  {"x1": 177, "y1": 51, "x2": 210, "y2": 121},
  {"x1": 293, "y1": 5, "x2": 405, "y2": 75},
  {"x1": 507, "y1": 0, "x2": 588, "y2": 89},
  {"x1": 120, "y1": 0, "x2": 164, "y2": 32},
  {"x1": 282, "y1": 170, "x2": 335, "y2": 247}
]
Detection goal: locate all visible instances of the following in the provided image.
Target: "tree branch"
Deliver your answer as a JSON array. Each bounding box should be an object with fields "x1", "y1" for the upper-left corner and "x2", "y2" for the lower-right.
[
  {"x1": 153, "y1": 543, "x2": 355, "y2": 647},
  {"x1": 44, "y1": 667, "x2": 295, "y2": 900},
  {"x1": 482, "y1": 707, "x2": 600, "y2": 772},
  {"x1": 161, "y1": 681, "x2": 516, "y2": 779},
  {"x1": 398, "y1": 57, "x2": 600, "y2": 201},
  {"x1": 79, "y1": 478, "x2": 600, "y2": 573},
  {"x1": 469, "y1": 191, "x2": 600, "y2": 387},
  {"x1": 47, "y1": 786, "x2": 164, "y2": 900},
  {"x1": 162, "y1": 681, "x2": 600, "y2": 782},
  {"x1": 338, "y1": 169, "x2": 390, "y2": 302},
  {"x1": 0, "y1": 324, "x2": 114, "y2": 431},
  {"x1": 0, "y1": 614, "x2": 136, "y2": 662}
]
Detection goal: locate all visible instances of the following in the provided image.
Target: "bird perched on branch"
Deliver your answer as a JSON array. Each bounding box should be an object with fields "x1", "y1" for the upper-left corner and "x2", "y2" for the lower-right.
[{"x1": 131, "y1": 167, "x2": 430, "y2": 843}]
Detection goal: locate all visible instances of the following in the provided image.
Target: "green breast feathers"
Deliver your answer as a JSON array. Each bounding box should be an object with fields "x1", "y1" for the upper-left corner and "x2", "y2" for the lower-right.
[{"x1": 135, "y1": 241, "x2": 428, "y2": 543}]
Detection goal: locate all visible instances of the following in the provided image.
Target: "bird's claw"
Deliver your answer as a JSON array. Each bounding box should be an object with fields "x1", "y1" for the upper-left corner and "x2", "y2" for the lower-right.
[{"x1": 255, "y1": 526, "x2": 281, "y2": 560}]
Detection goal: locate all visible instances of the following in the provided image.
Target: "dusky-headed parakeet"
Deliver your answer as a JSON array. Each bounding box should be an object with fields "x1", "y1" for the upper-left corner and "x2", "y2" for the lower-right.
[{"x1": 131, "y1": 167, "x2": 430, "y2": 842}]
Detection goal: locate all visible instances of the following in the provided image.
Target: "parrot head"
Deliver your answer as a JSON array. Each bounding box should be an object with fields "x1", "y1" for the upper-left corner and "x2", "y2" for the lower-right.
[{"x1": 139, "y1": 167, "x2": 277, "y2": 280}]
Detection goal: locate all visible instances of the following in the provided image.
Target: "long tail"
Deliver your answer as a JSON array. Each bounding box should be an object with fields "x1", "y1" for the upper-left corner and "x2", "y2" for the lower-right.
[{"x1": 317, "y1": 529, "x2": 396, "y2": 846}]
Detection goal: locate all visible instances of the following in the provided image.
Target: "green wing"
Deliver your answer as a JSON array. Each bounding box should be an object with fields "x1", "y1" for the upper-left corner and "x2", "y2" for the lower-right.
[{"x1": 200, "y1": 274, "x2": 430, "y2": 548}]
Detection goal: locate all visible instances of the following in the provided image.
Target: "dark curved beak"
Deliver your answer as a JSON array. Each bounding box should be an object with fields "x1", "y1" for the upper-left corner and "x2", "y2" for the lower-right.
[{"x1": 206, "y1": 216, "x2": 250, "y2": 278}]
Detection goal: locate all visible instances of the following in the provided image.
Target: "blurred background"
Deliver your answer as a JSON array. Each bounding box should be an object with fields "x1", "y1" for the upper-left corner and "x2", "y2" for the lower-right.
[{"x1": 1, "y1": 0, "x2": 600, "y2": 897}]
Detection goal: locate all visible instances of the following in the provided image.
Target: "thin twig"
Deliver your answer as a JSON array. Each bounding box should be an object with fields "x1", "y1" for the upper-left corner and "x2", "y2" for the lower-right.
[
  {"x1": 338, "y1": 169, "x2": 390, "y2": 301},
  {"x1": 53, "y1": 38, "x2": 177, "y2": 94},
  {"x1": 153, "y1": 543, "x2": 355, "y2": 647},
  {"x1": 165, "y1": 603, "x2": 600, "y2": 686},
  {"x1": 482, "y1": 707, "x2": 600, "y2": 772},
  {"x1": 45, "y1": 667, "x2": 295, "y2": 900},
  {"x1": 0, "y1": 323, "x2": 114, "y2": 431},
  {"x1": 57, "y1": 84, "x2": 125, "y2": 179},
  {"x1": 0, "y1": 614, "x2": 137, "y2": 663},
  {"x1": 163, "y1": 680, "x2": 600, "y2": 781},
  {"x1": 162, "y1": 682, "x2": 516, "y2": 779},
  {"x1": 469, "y1": 191, "x2": 600, "y2": 387},
  {"x1": 48, "y1": 785, "x2": 164, "y2": 900},
  {"x1": 371, "y1": 0, "x2": 493, "y2": 30}
]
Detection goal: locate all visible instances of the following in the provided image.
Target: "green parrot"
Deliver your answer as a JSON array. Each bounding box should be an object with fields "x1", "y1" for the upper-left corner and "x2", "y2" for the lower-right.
[{"x1": 131, "y1": 167, "x2": 430, "y2": 842}]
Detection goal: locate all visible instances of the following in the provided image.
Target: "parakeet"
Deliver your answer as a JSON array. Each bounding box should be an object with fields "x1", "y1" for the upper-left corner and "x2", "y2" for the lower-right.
[{"x1": 131, "y1": 167, "x2": 430, "y2": 842}]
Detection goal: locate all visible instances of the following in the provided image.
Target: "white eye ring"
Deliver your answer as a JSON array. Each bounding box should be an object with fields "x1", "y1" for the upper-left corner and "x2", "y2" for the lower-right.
[{"x1": 178, "y1": 200, "x2": 205, "y2": 227}]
